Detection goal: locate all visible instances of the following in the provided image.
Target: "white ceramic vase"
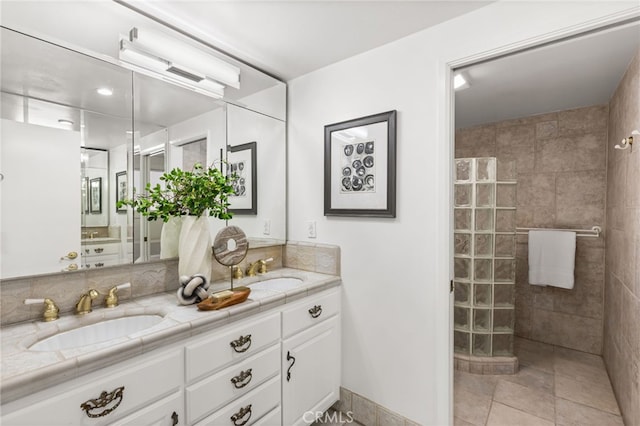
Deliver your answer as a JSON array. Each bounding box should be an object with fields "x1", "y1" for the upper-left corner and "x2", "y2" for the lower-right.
[
  {"x1": 178, "y1": 216, "x2": 212, "y2": 282},
  {"x1": 160, "y1": 216, "x2": 182, "y2": 259}
]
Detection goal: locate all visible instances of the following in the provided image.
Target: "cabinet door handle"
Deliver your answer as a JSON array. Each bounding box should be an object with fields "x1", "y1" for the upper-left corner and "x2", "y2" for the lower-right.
[
  {"x1": 229, "y1": 334, "x2": 252, "y2": 353},
  {"x1": 286, "y1": 351, "x2": 296, "y2": 382},
  {"x1": 230, "y1": 368, "x2": 253, "y2": 389},
  {"x1": 171, "y1": 411, "x2": 179, "y2": 426},
  {"x1": 230, "y1": 404, "x2": 252, "y2": 426},
  {"x1": 80, "y1": 386, "x2": 125, "y2": 418},
  {"x1": 308, "y1": 304, "x2": 322, "y2": 318},
  {"x1": 94, "y1": 248, "x2": 104, "y2": 253}
]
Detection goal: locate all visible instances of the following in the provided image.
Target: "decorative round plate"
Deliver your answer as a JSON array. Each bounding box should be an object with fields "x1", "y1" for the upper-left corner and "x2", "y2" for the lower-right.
[{"x1": 212, "y1": 225, "x2": 248, "y2": 266}]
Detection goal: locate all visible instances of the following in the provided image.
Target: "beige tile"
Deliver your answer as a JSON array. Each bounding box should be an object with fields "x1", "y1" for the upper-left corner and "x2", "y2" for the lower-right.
[
  {"x1": 455, "y1": 370, "x2": 499, "y2": 397},
  {"x1": 517, "y1": 173, "x2": 556, "y2": 207},
  {"x1": 493, "y1": 380, "x2": 555, "y2": 421},
  {"x1": 376, "y1": 406, "x2": 404, "y2": 426},
  {"x1": 455, "y1": 125, "x2": 497, "y2": 158},
  {"x1": 514, "y1": 344, "x2": 555, "y2": 373},
  {"x1": 485, "y1": 402, "x2": 554, "y2": 426},
  {"x1": 555, "y1": 397, "x2": 624, "y2": 426},
  {"x1": 530, "y1": 309, "x2": 602, "y2": 354},
  {"x1": 332, "y1": 387, "x2": 353, "y2": 413},
  {"x1": 352, "y1": 393, "x2": 376, "y2": 426},
  {"x1": 502, "y1": 364, "x2": 554, "y2": 394},
  {"x1": 536, "y1": 120, "x2": 558, "y2": 139},
  {"x1": 497, "y1": 125, "x2": 536, "y2": 174},
  {"x1": 557, "y1": 105, "x2": 608, "y2": 135},
  {"x1": 555, "y1": 374, "x2": 620, "y2": 415},
  {"x1": 454, "y1": 417, "x2": 476, "y2": 426},
  {"x1": 537, "y1": 132, "x2": 606, "y2": 173},
  {"x1": 454, "y1": 387, "x2": 492, "y2": 426}
]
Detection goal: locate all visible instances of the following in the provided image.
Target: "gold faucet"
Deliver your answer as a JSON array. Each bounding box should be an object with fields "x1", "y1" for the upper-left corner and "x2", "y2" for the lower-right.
[
  {"x1": 246, "y1": 257, "x2": 273, "y2": 277},
  {"x1": 24, "y1": 298, "x2": 59, "y2": 322},
  {"x1": 104, "y1": 283, "x2": 131, "y2": 308},
  {"x1": 232, "y1": 265, "x2": 244, "y2": 279},
  {"x1": 76, "y1": 289, "x2": 100, "y2": 315}
]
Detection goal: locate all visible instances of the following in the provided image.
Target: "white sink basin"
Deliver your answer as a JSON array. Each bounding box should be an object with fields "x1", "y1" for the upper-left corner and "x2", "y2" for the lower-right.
[
  {"x1": 29, "y1": 315, "x2": 164, "y2": 351},
  {"x1": 249, "y1": 277, "x2": 304, "y2": 292}
]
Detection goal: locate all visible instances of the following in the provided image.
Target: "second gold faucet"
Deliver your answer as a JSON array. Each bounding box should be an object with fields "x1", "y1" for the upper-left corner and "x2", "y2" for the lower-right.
[{"x1": 75, "y1": 289, "x2": 100, "y2": 315}]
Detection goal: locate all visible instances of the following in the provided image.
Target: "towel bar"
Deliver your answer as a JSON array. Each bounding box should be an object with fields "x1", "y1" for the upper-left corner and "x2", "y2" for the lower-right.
[{"x1": 515, "y1": 226, "x2": 601, "y2": 238}]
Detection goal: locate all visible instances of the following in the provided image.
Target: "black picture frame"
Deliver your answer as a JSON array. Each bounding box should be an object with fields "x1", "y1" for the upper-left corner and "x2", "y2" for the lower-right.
[
  {"x1": 228, "y1": 141, "x2": 257, "y2": 215},
  {"x1": 82, "y1": 177, "x2": 89, "y2": 213},
  {"x1": 324, "y1": 110, "x2": 397, "y2": 217},
  {"x1": 89, "y1": 177, "x2": 102, "y2": 214},
  {"x1": 115, "y1": 171, "x2": 127, "y2": 213}
]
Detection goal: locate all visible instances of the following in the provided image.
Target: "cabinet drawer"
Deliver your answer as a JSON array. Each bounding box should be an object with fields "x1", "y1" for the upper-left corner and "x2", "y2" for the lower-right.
[
  {"x1": 186, "y1": 344, "x2": 280, "y2": 424},
  {"x1": 253, "y1": 406, "x2": 281, "y2": 426},
  {"x1": 3, "y1": 349, "x2": 183, "y2": 425},
  {"x1": 282, "y1": 290, "x2": 340, "y2": 338},
  {"x1": 195, "y1": 376, "x2": 280, "y2": 426},
  {"x1": 186, "y1": 312, "x2": 280, "y2": 382},
  {"x1": 111, "y1": 391, "x2": 182, "y2": 426}
]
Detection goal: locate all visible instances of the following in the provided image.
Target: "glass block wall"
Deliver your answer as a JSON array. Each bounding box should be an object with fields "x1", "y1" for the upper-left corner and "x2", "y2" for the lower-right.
[{"x1": 453, "y1": 158, "x2": 517, "y2": 357}]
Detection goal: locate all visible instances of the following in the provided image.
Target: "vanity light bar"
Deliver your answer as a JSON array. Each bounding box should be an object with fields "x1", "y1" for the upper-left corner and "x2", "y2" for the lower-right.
[
  {"x1": 129, "y1": 27, "x2": 240, "y2": 89},
  {"x1": 119, "y1": 39, "x2": 225, "y2": 99}
]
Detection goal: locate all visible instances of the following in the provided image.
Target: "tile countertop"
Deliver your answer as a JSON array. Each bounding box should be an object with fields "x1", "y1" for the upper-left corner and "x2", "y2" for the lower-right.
[{"x1": 0, "y1": 268, "x2": 341, "y2": 403}]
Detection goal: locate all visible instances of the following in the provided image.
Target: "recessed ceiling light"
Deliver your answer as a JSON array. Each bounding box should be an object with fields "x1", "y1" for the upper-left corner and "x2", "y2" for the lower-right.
[
  {"x1": 96, "y1": 87, "x2": 113, "y2": 96},
  {"x1": 58, "y1": 119, "x2": 74, "y2": 126}
]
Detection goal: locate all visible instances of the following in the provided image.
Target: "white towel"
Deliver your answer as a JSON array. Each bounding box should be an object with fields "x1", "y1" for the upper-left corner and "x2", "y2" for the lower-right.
[{"x1": 528, "y1": 230, "x2": 576, "y2": 289}]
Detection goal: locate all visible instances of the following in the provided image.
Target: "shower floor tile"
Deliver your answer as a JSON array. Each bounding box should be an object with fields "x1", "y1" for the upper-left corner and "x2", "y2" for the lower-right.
[{"x1": 454, "y1": 337, "x2": 624, "y2": 426}]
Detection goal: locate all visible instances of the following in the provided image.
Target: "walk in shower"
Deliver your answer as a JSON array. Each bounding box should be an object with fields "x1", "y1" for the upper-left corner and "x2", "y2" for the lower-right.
[{"x1": 453, "y1": 157, "x2": 518, "y2": 374}]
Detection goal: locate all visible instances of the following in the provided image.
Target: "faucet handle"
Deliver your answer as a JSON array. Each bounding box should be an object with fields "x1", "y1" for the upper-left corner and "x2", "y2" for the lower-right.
[
  {"x1": 232, "y1": 265, "x2": 244, "y2": 279},
  {"x1": 258, "y1": 257, "x2": 274, "y2": 274},
  {"x1": 105, "y1": 283, "x2": 131, "y2": 308},
  {"x1": 24, "y1": 298, "x2": 59, "y2": 322}
]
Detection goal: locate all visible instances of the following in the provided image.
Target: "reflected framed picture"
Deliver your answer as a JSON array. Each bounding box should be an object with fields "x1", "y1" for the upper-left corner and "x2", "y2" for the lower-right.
[
  {"x1": 81, "y1": 177, "x2": 89, "y2": 213},
  {"x1": 227, "y1": 141, "x2": 257, "y2": 215},
  {"x1": 89, "y1": 177, "x2": 102, "y2": 214},
  {"x1": 324, "y1": 110, "x2": 397, "y2": 217},
  {"x1": 116, "y1": 171, "x2": 127, "y2": 213}
]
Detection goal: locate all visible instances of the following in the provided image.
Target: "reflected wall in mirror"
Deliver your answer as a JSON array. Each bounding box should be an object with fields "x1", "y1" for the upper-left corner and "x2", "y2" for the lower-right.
[
  {"x1": 0, "y1": 28, "x2": 134, "y2": 279},
  {"x1": 1, "y1": 2, "x2": 287, "y2": 280}
]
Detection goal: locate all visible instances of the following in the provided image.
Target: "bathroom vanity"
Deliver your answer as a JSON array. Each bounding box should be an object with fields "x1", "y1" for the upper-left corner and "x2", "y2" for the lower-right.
[{"x1": 0, "y1": 270, "x2": 341, "y2": 426}]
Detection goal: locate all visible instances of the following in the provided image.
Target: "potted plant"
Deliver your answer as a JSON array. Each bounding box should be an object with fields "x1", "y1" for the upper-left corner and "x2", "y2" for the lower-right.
[{"x1": 118, "y1": 163, "x2": 236, "y2": 280}]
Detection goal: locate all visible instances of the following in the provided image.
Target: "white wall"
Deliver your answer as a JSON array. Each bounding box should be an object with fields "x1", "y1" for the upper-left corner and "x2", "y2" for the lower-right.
[{"x1": 287, "y1": 2, "x2": 639, "y2": 424}]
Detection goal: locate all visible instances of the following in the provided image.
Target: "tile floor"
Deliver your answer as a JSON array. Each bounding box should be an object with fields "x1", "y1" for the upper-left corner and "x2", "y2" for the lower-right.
[{"x1": 455, "y1": 337, "x2": 624, "y2": 426}]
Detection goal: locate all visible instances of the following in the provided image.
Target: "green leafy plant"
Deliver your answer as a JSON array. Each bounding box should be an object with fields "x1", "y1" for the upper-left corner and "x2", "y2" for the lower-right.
[{"x1": 117, "y1": 163, "x2": 236, "y2": 222}]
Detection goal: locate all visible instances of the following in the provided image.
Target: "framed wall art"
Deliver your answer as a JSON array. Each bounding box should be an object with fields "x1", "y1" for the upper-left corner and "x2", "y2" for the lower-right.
[
  {"x1": 324, "y1": 110, "x2": 397, "y2": 217},
  {"x1": 115, "y1": 171, "x2": 127, "y2": 213},
  {"x1": 89, "y1": 177, "x2": 102, "y2": 214},
  {"x1": 227, "y1": 141, "x2": 257, "y2": 215}
]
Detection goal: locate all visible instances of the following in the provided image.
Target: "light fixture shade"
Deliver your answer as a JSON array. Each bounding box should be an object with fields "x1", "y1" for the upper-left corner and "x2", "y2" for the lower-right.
[
  {"x1": 129, "y1": 27, "x2": 240, "y2": 89},
  {"x1": 119, "y1": 39, "x2": 225, "y2": 99}
]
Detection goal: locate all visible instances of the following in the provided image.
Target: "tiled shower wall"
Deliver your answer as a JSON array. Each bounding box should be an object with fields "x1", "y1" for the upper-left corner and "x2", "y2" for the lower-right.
[
  {"x1": 604, "y1": 49, "x2": 639, "y2": 426},
  {"x1": 455, "y1": 104, "x2": 608, "y2": 354}
]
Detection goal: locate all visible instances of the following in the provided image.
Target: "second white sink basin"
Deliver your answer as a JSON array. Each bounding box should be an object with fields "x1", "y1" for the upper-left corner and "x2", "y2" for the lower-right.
[
  {"x1": 29, "y1": 315, "x2": 164, "y2": 352},
  {"x1": 248, "y1": 277, "x2": 304, "y2": 292}
]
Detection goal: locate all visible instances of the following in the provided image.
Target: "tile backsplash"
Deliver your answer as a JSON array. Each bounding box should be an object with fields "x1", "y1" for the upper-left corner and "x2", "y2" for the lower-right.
[{"x1": 0, "y1": 241, "x2": 340, "y2": 326}]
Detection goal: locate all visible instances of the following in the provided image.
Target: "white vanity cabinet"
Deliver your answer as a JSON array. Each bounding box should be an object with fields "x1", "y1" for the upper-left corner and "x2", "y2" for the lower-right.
[
  {"x1": 81, "y1": 241, "x2": 121, "y2": 268},
  {"x1": 1, "y1": 286, "x2": 341, "y2": 426},
  {"x1": 282, "y1": 291, "x2": 341, "y2": 426},
  {"x1": 2, "y1": 349, "x2": 184, "y2": 426}
]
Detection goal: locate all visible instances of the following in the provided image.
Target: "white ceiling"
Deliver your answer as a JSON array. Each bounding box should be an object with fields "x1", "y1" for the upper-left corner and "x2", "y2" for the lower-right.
[
  {"x1": 455, "y1": 20, "x2": 640, "y2": 129},
  {"x1": 123, "y1": 0, "x2": 493, "y2": 81}
]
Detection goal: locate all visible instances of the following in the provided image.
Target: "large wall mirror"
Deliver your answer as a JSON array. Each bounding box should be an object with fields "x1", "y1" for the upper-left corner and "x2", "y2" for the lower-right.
[{"x1": 0, "y1": 2, "x2": 286, "y2": 280}]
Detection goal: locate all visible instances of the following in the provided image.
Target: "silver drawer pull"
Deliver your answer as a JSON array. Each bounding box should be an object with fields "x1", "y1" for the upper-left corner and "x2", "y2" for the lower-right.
[
  {"x1": 80, "y1": 386, "x2": 124, "y2": 418},
  {"x1": 230, "y1": 368, "x2": 253, "y2": 389},
  {"x1": 308, "y1": 305, "x2": 322, "y2": 318},
  {"x1": 230, "y1": 334, "x2": 252, "y2": 353},
  {"x1": 230, "y1": 404, "x2": 252, "y2": 426}
]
